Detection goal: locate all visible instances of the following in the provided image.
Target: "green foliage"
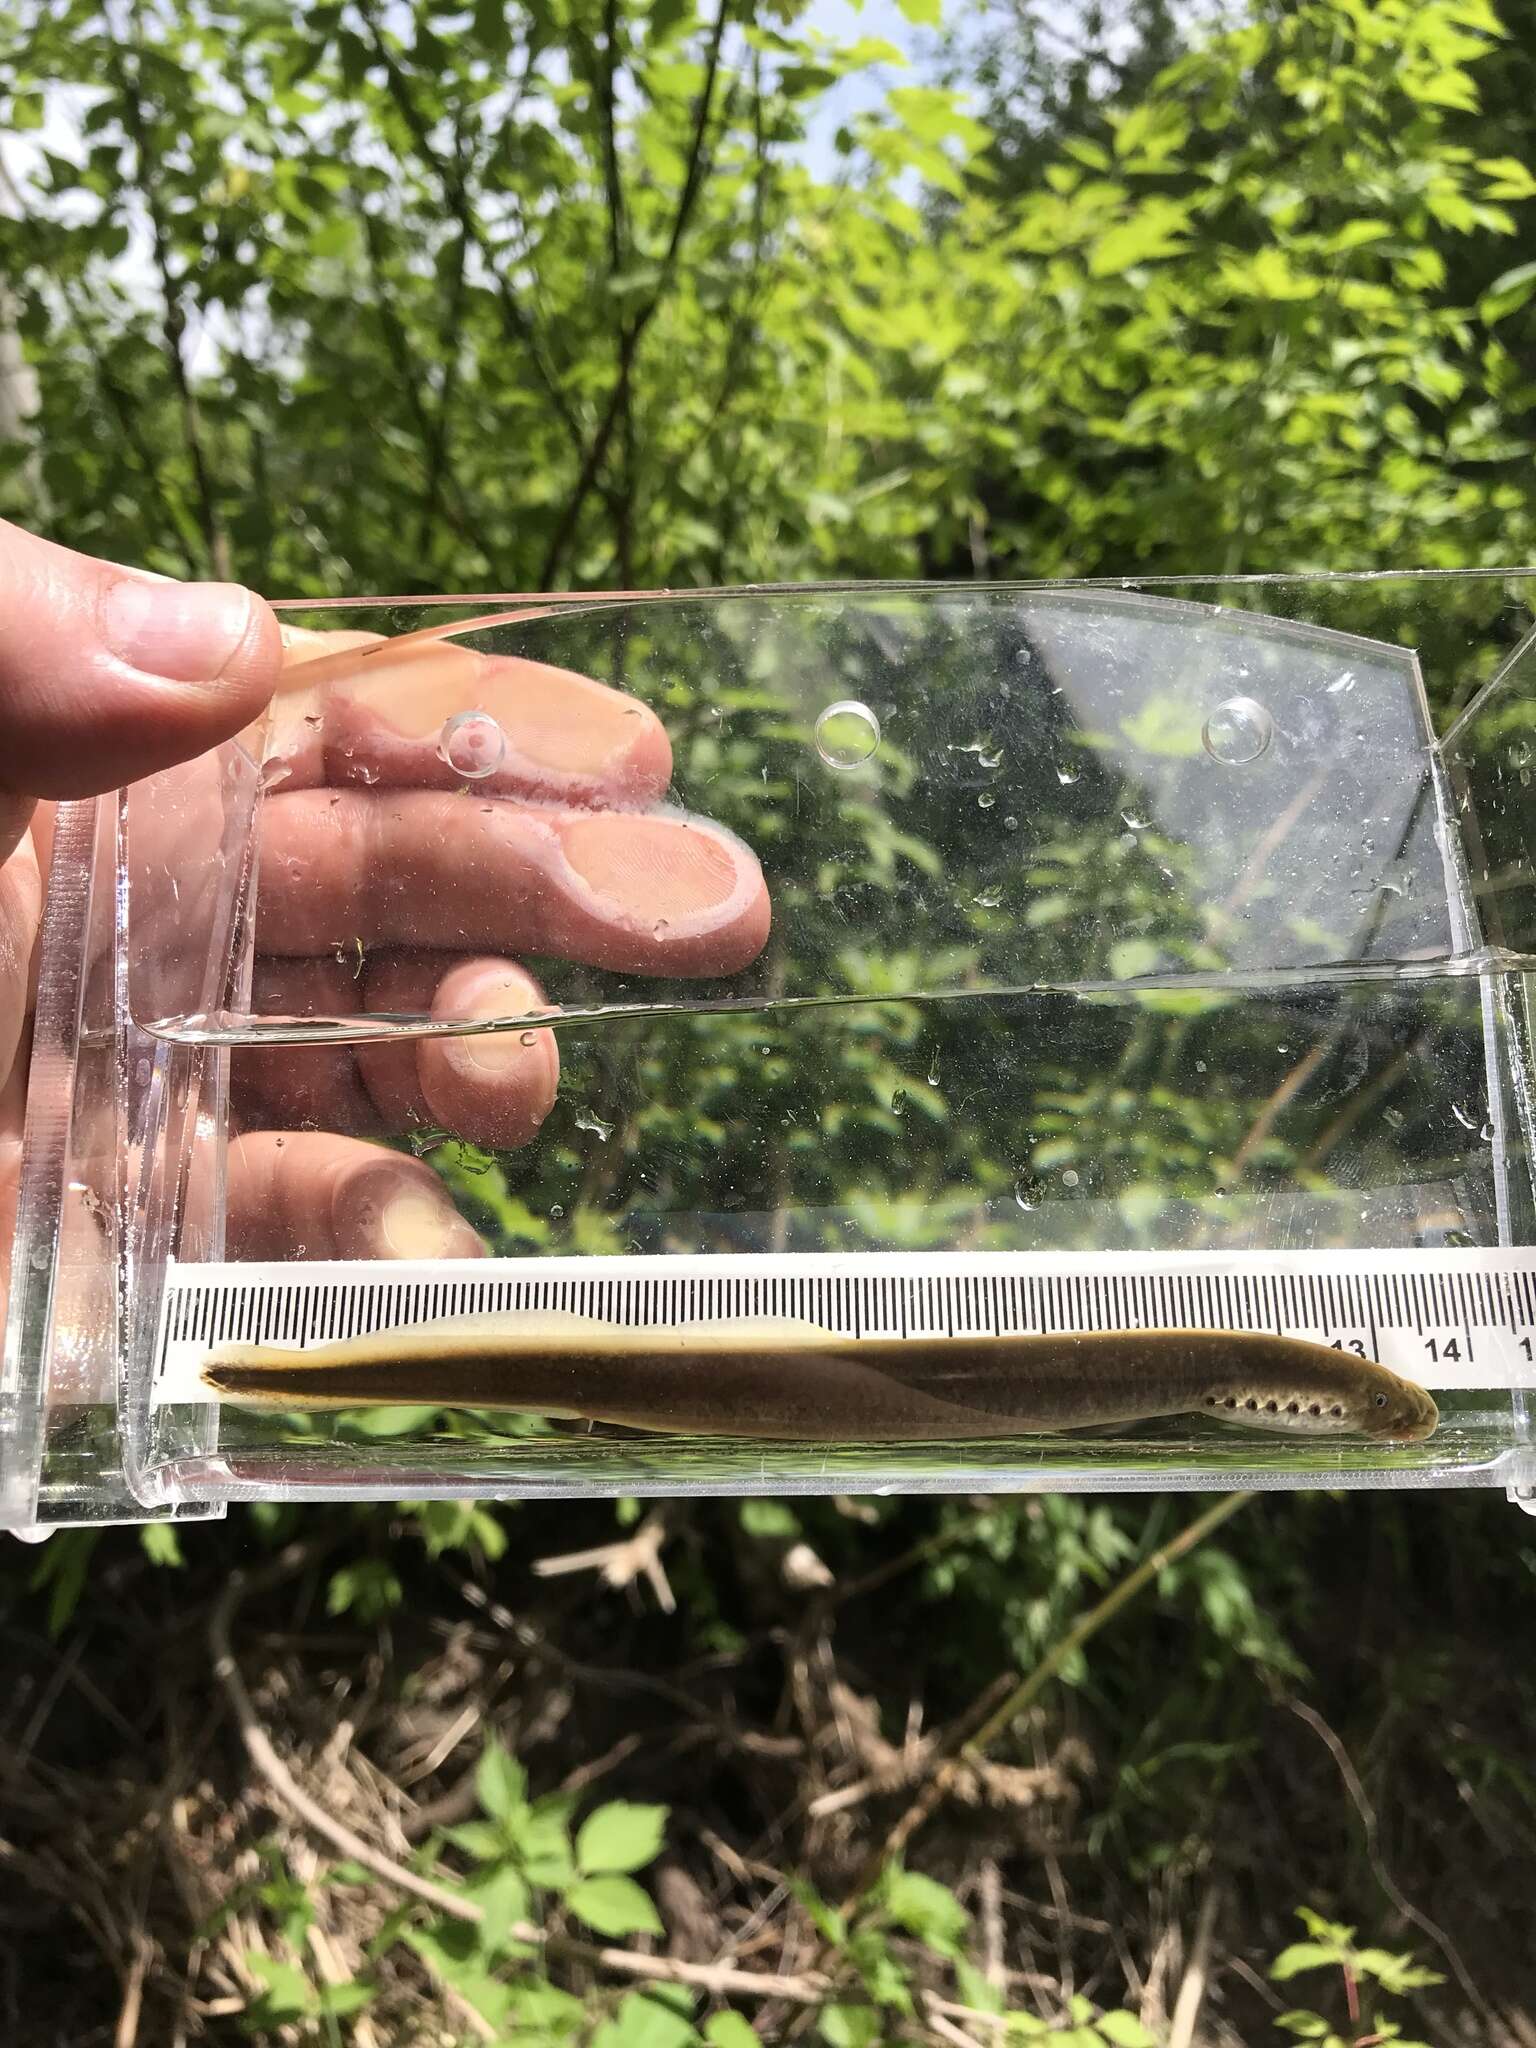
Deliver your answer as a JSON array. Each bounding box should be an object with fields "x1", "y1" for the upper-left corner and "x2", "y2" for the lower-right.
[{"x1": 1268, "y1": 1908, "x2": 1444, "y2": 2046}]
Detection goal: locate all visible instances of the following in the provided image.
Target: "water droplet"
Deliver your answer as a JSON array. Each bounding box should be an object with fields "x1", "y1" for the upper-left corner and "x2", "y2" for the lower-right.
[
  {"x1": 891, "y1": 1087, "x2": 908, "y2": 1116},
  {"x1": 438, "y1": 708, "x2": 506, "y2": 780},
  {"x1": 550, "y1": 1202, "x2": 564, "y2": 1219},
  {"x1": 303, "y1": 712, "x2": 323, "y2": 729},
  {"x1": 1384, "y1": 1107, "x2": 1405, "y2": 1129},
  {"x1": 355, "y1": 763, "x2": 380, "y2": 786},
  {"x1": 1120, "y1": 811, "x2": 1149, "y2": 832},
  {"x1": 519, "y1": 1031, "x2": 538, "y2": 1047},
  {"x1": 455, "y1": 1143, "x2": 495, "y2": 1176},
  {"x1": 1480, "y1": 1119, "x2": 1495, "y2": 1142},
  {"x1": 1328, "y1": 669, "x2": 1357, "y2": 695},
  {"x1": 259, "y1": 756, "x2": 293, "y2": 791},
  {"x1": 652, "y1": 918, "x2": 670, "y2": 938},
  {"x1": 1195, "y1": 1060, "x2": 1208, "y2": 1074},
  {"x1": 1003, "y1": 815, "x2": 1019, "y2": 832},
  {"x1": 1061, "y1": 1168, "x2": 1080, "y2": 1189},
  {"x1": 408, "y1": 1127, "x2": 449, "y2": 1156},
  {"x1": 1014, "y1": 1174, "x2": 1042, "y2": 1212},
  {"x1": 977, "y1": 792, "x2": 996, "y2": 810},
  {"x1": 972, "y1": 887, "x2": 1001, "y2": 908},
  {"x1": 1055, "y1": 765, "x2": 1080, "y2": 787},
  {"x1": 31, "y1": 1244, "x2": 50, "y2": 1271},
  {"x1": 1451, "y1": 1102, "x2": 1478, "y2": 1130},
  {"x1": 979, "y1": 746, "x2": 1004, "y2": 770},
  {"x1": 814, "y1": 699, "x2": 881, "y2": 769},
  {"x1": 134, "y1": 1058, "x2": 151, "y2": 1086},
  {"x1": 927, "y1": 1052, "x2": 941, "y2": 1086},
  {"x1": 1201, "y1": 695, "x2": 1274, "y2": 766},
  {"x1": 575, "y1": 1108, "x2": 614, "y2": 1142}
]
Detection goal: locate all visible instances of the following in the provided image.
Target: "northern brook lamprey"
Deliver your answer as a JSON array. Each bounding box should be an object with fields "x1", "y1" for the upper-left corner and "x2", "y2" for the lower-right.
[{"x1": 200, "y1": 1312, "x2": 1439, "y2": 1442}]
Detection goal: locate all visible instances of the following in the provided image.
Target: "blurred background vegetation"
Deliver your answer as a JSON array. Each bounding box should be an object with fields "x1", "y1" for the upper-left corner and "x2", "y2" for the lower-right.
[{"x1": 3, "y1": 0, "x2": 1536, "y2": 2043}]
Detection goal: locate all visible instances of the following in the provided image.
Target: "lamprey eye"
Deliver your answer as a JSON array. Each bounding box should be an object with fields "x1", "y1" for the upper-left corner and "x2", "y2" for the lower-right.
[{"x1": 1375, "y1": 1393, "x2": 1388, "y2": 1407}]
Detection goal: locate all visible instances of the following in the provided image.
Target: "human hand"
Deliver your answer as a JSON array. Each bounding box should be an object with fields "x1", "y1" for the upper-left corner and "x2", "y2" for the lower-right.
[{"x1": 0, "y1": 523, "x2": 770, "y2": 1300}]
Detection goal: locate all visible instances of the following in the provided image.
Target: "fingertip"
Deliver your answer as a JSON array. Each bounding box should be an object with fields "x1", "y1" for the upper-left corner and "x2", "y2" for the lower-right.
[
  {"x1": 330, "y1": 1155, "x2": 486, "y2": 1261},
  {"x1": 418, "y1": 960, "x2": 562, "y2": 1150}
]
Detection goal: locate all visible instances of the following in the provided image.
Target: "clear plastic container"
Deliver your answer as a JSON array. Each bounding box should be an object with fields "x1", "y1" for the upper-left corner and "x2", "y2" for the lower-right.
[{"x1": 4, "y1": 572, "x2": 1535, "y2": 1534}]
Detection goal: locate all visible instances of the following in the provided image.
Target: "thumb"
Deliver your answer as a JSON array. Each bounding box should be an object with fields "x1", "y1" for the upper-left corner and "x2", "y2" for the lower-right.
[{"x1": 0, "y1": 521, "x2": 283, "y2": 799}]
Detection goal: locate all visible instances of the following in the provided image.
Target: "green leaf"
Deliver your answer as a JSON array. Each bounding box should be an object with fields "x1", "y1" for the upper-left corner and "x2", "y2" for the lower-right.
[
  {"x1": 879, "y1": 1868, "x2": 968, "y2": 1957},
  {"x1": 894, "y1": 0, "x2": 941, "y2": 23},
  {"x1": 592, "y1": 1990, "x2": 701, "y2": 2048},
  {"x1": 577, "y1": 1800, "x2": 669, "y2": 1875},
  {"x1": 141, "y1": 1522, "x2": 185, "y2": 1567},
  {"x1": 1088, "y1": 199, "x2": 1191, "y2": 277},
  {"x1": 443, "y1": 1821, "x2": 508, "y2": 1862},
  {"x1": 1478, "y1": 260, "x2": 1536, "y2": 324},
  {"x1": 791, "y1": 1878, "x2": 847, "y2": 1947},
  {"x1": 1096, "y1": 2013, "x2": 1160, "y2": 2047},
  {"x1": 704, "y1": 2015, "x2": 761, "y2": 2048},
  {"x1": 739, "y1": 1499, "x2": 801, "y2": 1539},
  {"x1": 243, "y1": 1955, "x2": 319, "y2": 2021},
  {"x1": 1271, "y1": 1941, "x2": 1345, "y2": 1980},
  {"x1": 566, "y1": 1874, "x2": 665, "y2": 1938},
  {"x1": 326, "y1": 1559, "x2": 402, "y2": 1620},
  {"x1": 819, "y1": 2006, "x2": 882, "y2": 2048},
  {"x1": 463, "y1": 1863, "x2": 530, "y2": 1951},
  {"x1": 475, "y1": 1739, "x2": 527, "y2": 1825}
]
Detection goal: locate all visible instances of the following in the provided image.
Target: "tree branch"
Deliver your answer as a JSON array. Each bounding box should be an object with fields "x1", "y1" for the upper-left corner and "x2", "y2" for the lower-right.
[
  {"x1": 105, "y1": 27, "x2": 229, "y2": 577},
  {"x1": 537, "y1": 0, "x2": 734, "y2": 589}
]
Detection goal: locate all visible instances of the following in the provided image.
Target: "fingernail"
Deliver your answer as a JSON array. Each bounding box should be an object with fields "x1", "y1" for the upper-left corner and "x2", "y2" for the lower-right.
[
  {"x1": 559, "y1": 813, "x2": 739, "y2": 915},
  {"x1": 380, "y1": 1188, "x2": 478, "y2": 1259},
  {"x1": 102, "y1": 576, "x2": 257, "y2": 682}
]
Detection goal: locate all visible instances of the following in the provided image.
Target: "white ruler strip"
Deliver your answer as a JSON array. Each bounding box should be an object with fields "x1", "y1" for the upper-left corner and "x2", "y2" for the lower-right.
[{"x1": 151, "y1": 1247, "x2": 1536, "y2": 1405}]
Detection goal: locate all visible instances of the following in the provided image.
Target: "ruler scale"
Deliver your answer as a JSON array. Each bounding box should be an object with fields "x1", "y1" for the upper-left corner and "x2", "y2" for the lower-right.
[{"x1": 151, "y1": 1247, "x2": 1536, "y2": 1406}]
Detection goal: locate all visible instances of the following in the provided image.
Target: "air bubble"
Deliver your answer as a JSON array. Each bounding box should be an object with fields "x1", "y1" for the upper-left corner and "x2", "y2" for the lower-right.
[
  {"x1": 814, "y1": 700, "x2": 881, "y2": 769},
  {"x1": 259, "y1": 756, "x2": 293, "y2": 791},
  {"x1": 978, "y1": 792, "x2": 996, "y2": 810},
  {"x1": 1328, "y1": 669, "x2": 1357, "y2": 695},
  {"x1": 891, "y1": 1087, "x2": 908, "y2": 1115},
  {"x1": 550, "y1": 1203, "x2": 564, "y2": 1219},
  {"x1": 1014, "y1": 1174, "x2": 1042, "y2": 1212},
  {"x1": 1055, "y1": 766, "x2": 1079, "y2": 787},
  {"x1": 1120, "y1": 811, "x2": 1149, "y2": 832},
  {"x1": 1480, "y1": 1119, "x2": 1495, "y2": 1142},
  {"x1": 1201, "y1": 695, "x2": 1274, "y2": 766},
  {"x1": 575, "y1": 1108, "x2": 614, "y2": 1142},
  {"x1": 972, "y1": 887, "x2": 1001, "y2": 908},
  {"x1": 653, "y1": 918, "x2": 670, "y2": 937},
  {"x1": 438, "y1": 708, "x2": 507, "y2": 780},
  {"x1": 1004, "y1": 815, "x2": 1019, "y2": 832},
  {"x1": 1061, "y1": 1168, "x2": 1080, "y2": 1188}
]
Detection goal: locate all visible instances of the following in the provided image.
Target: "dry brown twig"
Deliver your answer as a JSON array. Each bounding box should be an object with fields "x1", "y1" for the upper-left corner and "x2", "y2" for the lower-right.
[{"x1": 532, "y1": 1510, "x2": 677, "y2": 1612}]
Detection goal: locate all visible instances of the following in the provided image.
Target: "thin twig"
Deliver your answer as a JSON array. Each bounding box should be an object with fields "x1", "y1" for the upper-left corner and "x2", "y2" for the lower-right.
[
  {"x1": 844, "y1": 1493, "x2": 1252, "y2": 1903},
  {"x1": 1167, "y1": 1885, "x2": 1221, "y2": 2048},
  {"x1": 1283, "y1": 1698, "x2": 1497, "y2": 2034}
]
